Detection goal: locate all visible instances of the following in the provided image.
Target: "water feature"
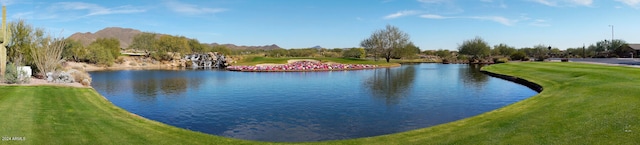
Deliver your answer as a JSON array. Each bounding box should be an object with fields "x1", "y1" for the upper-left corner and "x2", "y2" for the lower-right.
[{"x1": 90, "y1": 63, "x2": 537, "y2": 142}]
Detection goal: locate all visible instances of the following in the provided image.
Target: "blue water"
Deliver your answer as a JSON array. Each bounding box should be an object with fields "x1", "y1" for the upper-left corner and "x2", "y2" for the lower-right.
[{"x1": 90, "y1": 63, "x2": 537, "y2": 142}]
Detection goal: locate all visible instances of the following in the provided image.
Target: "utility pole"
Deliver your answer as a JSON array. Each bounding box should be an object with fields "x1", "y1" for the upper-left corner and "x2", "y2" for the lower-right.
[
  {"x1": 609, "y1": 25, "x2": 614, "y2": 41},
  {"x1": 609, "y1": 25, "x2": 614, "y2": 52}
]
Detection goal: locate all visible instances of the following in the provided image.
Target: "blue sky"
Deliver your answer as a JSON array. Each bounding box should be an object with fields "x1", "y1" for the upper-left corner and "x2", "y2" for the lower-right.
[{"x1": 3, "y1": 0, "x2": 640, "y2": 50}]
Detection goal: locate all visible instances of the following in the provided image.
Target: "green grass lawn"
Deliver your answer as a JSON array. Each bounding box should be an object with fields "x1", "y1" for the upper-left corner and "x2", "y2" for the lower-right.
[{"x1": 1, "y1": 62, "x2": 638, "y2": 144}]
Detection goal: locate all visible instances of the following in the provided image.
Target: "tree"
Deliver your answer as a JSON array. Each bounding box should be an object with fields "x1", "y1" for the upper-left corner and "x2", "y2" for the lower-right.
[
  {"x1": 614, "y1": 44, "x2": 634, "y2": 58},
  {"x1": 128, "y1": 32, "x2": 157, "y2": 51},
  {"x1": 211, "y1": 45, "x2": 231, "y2": 55},
  {"x1": 391, "y1": 42, "x2": 420, "y2": 59},
  {"x1": 81, "y1": 38, "x2": 120, "y2": 65},
  {"x1": 62, "y1": 39, "x2": 86, "y2": 61},
  {"x1": 510, "y1": 51, "x2": 527, "y2": 61},
  {"x1": 491, "y1": 43, "x2": 516, "y2": 56},
  {"x1": 458, "y1": 36, "x2": 490, "y2": 62},
  {"x1": 532, "y1": 44, "x2": 550, "y2": 61},
  {"x1": 342, "y1": 48, "x2": 366, "y2": 58},
  {"x1": 7, "y1": 20, "x2": 34, "y2": 65},
  {"x1": 360, "y1": 37, "x2": 380, "y2": 61},
  {"x1": 92, "y1": 38, "x2": 120, "y2": 59},
  {"x1": 87, "y1": 44, "x2": 114, "y2": 66},
  {"x1": 188, "y1": 39, "x2": 206, "y2": 53},
  {"x1": 360, "y1": 25, "x2": 412, "y2": 62},
  {"x1": 29, "y1": 28, "x2": 66, "y2": 76},
  {"x1": 434, "y1": 49, "x2": 451, "y2": 59},
  {"x1": 155, "y1": 35, "x2": 190, "y2": 56}
]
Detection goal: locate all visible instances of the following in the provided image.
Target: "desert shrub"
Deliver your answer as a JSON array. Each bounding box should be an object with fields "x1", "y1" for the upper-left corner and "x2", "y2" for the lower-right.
[
  {"x1": 129, "y1": 62, "x2": 137, "y2": 66},
  {"x1": 71, "y1": 70, "x2": 91, "y2": 86},
  {"x1": 4, "y1": 62, "x2": 19, "y2": 84},
  {"x1": 342, "y1": 48, "x2": 365, "y2": 58},
  {"x1": 151, "y1": 50, "x2": 172, "y2": 61},
  {"x1": 535, "y1": 55, "x2": 548, "y2": 61},
  {"x1": 3, "y1": 62, "x2": 30, "y2": 84},
  {"x1": 493, "y1": 57, "x2": 509, "y2": 63},
  {"x1": 115, "y1": 57, "x2": 125, "y2": 64},
  {"x1": 510, "y1": 51, "x2": 527, "y2": 61},
  {"x1": 81, "y1": 79, "x2": 91, "y2": 86}
]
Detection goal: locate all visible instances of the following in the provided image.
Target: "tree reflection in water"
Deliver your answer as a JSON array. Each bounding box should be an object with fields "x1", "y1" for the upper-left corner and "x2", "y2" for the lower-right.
[
  {"x1": 129, "y1": 70, "x2": 208, "y2": 101},
  {"x1": 364, "y1": 65, "x2": 417, "y2": 105},
  {"x1": 159, "y1": 77, "x2": 189, "y2": 96},
  {"x1": 459, "y1": 64, "x2": 489, "y2": 89},
  {"x1": 132, "y1": 79, "x2": 158, "y2": 101}
]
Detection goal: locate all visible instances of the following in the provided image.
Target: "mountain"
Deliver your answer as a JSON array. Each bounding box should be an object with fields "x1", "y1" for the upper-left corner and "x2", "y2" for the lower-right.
[
  {"x1": 69, "y1": 27, "x2": 283, "y2": 50},
  {"x1": 68, "y1": 27, "x2": 142, "y2": 49},
  {"x1": 208, "y1": 43, "x2": 282, "y2": 50}
]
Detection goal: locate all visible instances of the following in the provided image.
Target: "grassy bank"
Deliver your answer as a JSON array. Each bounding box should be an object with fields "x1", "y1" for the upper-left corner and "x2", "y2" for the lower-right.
[
  {"x1": 0, "y1": 86, "x2": 262, "y2": 145},
  {"x1": 1, "y1": 62, "x2": 638, "y2": 144}
]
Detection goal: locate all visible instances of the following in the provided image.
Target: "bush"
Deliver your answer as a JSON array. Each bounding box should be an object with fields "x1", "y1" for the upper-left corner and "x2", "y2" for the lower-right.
[
  {"x1": 4, "y1": 62, "x2": 19, "y2": 84},
  {"x1": 510, "y1": 51, "x2": 527, "y2": 61},
  {"x1": 151, "y1": 50, "x2": 172, "y2": 61},
  {"x1": 3, "y1": 63, "x2": 30, "y2": 84},
  {"x1": 115, "y1": 57, "x2": 125, "y2": 64},
  {"x1": 493, "y1": 57, "x2": 509, "y2": 63},
  {"x1": 71, "y1": 70, "x2": 91, "y2": 86},
  {"x1": 129, "y1": 62, "x2": 137, "y2": 66},
  {"x1": 535, "y1": 55, "x2": 548, "y2": 61},
  {"x1": 342, "y1": 48, "x2": 365, "y2": 58}
]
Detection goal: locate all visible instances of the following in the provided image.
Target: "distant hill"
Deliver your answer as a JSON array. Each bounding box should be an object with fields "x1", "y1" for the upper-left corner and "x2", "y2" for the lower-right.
[
  {"x1": 68, "y1": 27, "x2": 141, "y2": 49},
  {"x1": 208, "y1": 43, "x2": 282, "y2": 50},
  {"x1": 69, "y1": 27, "x2": 282, "y2": 50}
]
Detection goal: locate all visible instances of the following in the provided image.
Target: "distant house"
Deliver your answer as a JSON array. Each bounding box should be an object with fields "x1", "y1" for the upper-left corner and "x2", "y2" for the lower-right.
[{"x1": 629, "y1": 44, "x2": 640, "y2": 57}]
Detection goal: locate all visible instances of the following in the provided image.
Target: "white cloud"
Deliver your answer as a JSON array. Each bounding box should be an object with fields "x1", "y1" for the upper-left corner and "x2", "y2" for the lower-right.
[
  {"x1": 53, "y1": 2, "x2": 146, "y2": 16},
  {"x1": 384, "y1": 10, "x2": 420, "y2": 19},
  {"x1": 530, "y1": 19, "x2": 551, "y2": 27},
  {"x1": 570, "y1": 0, "x2": 593, "y2": 6},
  {"x1": 381, "y1": 0, "x2": 395, "y2": 3},
  {"x1": 420, "y1": 14, "x2": 448, "y2": 19},
  {"x1": 0, "y1": 0, "x2": 14, "y2": 6},
  {"x1": 11, "y1": 11, "x2": 33, "y2": 19},
  {"x1": 481, "y1": 0, "x2": 508, "y2": 8},
  {"x1": 530, "y1": 0, "x2": 593, "y2": 7},
  {"x1": 471, "y1": 16, "x2": 515, "y2": 26},
  {"x1": 417, "y1": 0, "x2": 448, "y2": 3},
  {"x1": 164, "y1": 0, "x2": 227, "y2": 15},
  {"x1": 420, "y1": 14, "x2": 517, "y2": 26},
  {"x1": 616, "y1": 0, "x2": 640, "y2": 8},
  {"x1": 531, "y1": 0, "x2": 557, "y2": 6},
  {"x1": 417, "y1": 0, "x2": 463, "y2": 14}
]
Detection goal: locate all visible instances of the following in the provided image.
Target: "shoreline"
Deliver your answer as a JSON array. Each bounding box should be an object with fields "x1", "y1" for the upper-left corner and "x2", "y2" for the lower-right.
[{"x1": 2, "y1": 62, "x2": 638, "y2": 144}]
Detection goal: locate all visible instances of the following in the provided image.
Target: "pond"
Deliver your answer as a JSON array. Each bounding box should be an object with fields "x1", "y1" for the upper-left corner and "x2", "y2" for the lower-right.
[{"x1": 90, "y1": 63, "x2": 537, "y2": 142}]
